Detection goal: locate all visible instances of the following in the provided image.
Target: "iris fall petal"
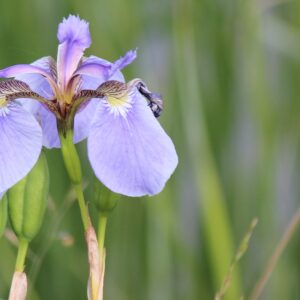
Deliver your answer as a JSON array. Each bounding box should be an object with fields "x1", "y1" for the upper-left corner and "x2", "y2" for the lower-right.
[
  {"x1": 87, "y1": 88, "x2": 178, "y2": 197},
  {"x1": 0, "y1": 104, "x2": 42, "y2": 194}
]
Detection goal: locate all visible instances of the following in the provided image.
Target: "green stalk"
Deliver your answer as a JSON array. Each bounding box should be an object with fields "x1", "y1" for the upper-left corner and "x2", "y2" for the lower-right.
[
  {"x1": 59, "y1": 129, "x2": 89, "y2": 231},
  {"x1": 0, "y1": 195, "x2": 7, "y2": 238},
  {"x1": 73, "y1": 183, "x2": 89, "y2": 232},
  {"x1": 93, "y1": 179, "x2": 120, "y2": 258},
  {"x1": 98, "y1": 213, "x2": 108, "y2": 260},
  {"x1": 15, "y1": 239, "x2": 29, "y2": 272}
]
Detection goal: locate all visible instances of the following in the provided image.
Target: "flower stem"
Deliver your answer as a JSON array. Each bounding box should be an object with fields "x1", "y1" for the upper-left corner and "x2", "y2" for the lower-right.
[
  {"x1": 74, "y1": 183, "x2": 89, "y2": 231},
  {"x1": 59, "y1": 129, "x2": 89, "y2": 231},
  {"x1": 15, "y1": 239, "x2": 29, "y2": 272},
  {"x1": 98, "y1": 213, "x2": 108, "y2": 259}
]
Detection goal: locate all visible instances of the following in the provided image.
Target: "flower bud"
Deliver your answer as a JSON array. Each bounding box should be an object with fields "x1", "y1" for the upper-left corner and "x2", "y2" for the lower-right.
[
  {"x1": 0, "y1": 194, "x2": 7, "y2": 238},
  {"x1": 8, "y1": 152, "x2": 49, "y2": 241},
  {"x1": 93, "y1": 179, "x2": 120, "y2": 214}
]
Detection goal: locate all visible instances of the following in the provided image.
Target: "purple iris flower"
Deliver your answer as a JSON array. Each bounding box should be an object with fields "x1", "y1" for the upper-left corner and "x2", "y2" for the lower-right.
[{"x1": 0, "y1": 15, "x2": 178, "y2": 197}]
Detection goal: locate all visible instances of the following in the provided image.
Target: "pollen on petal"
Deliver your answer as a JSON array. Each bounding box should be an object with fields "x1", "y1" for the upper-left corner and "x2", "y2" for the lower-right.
[
  {"x1": 0, "y1": 98, "x2": 6, "y2": 108},
  {"x1": 57, "y1": 15, "x2": 91, "y2": 48},
  {"x1": 0, "y1": 99, "x2": 9, "y2": 117},
  {"x1": 97, "y1": 80, "x2": 134, "y2": 117}
]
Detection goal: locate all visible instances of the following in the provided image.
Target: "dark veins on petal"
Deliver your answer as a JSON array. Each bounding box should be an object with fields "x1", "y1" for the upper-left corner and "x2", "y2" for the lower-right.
[
  {"x1": 0, "y1": 79, "x2": 59, "y2": 116},
  {"x1": 73, "y1": 79, "x2": 164, "y2": 118},
  {"x1": 0, "y1": 80, "x2": 39, "y2": 100}
]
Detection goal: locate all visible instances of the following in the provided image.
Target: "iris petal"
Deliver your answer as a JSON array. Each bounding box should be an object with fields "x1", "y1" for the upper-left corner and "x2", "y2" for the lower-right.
[
  {"x1": 72, "y1": 72, "x2": 125, "y2": 144},
  {"x1": 0, "y1": 104, "x2": 42, "y2": 194},
  {"x1": 75, "y1": 49, "x2": 137, "y2": 83},
  {"x1": 15, "y1": 57, "x2": 55, "y2": 99},
  {"x1": 75, "y1": 56, "x2": 110, "y2": 79},
  {"x1": 109, "y1": 49, "x2": 137, "y2": 78},
  {"x1": 31, "y1": 103, "x2": 60, "y2": 149},
  {"x1": 0, "y1": 64, "x2": 51, "y2": 80},
  {"x1": 73, "y1": 98, "x2": 99, "y2": 145},
  {"x1": 14, "y1": 57, "x2": 59, "y2": 148},
  {"x1": 0, "y1": 57, "x2": 57, "y2": 95},
  {"x1": 22, "y1": 100, "x2": 82, "y2": 149},
  {"x1": 87, "y1": 88, "x2": 178, "y2": 197},
  {"x1": 57, "y1": 15, "x2": 91, "y2": 90},
  {"x1": 72, "y1": 51, "x2": 136, "y2": 143}
]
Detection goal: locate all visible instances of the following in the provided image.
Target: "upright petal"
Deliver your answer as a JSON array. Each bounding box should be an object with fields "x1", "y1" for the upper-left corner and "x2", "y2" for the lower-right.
[
  {"x1": 109, "y1": 49, "x2": 137, "y2": 78},
  {"x1": 75, "y1": 49, "x2": 137, "y2": 84},
  {"x1": 0, "y1": 57, "x2": 57, "y2": 94},
  {"x1": 15, "y1": 57, "x2": 56, "y2": 99},
  {"x1": 0, "y1": 64, "x2": 51, "y2": 80},
  {"x1": 0, "y1": 103, "x2": 42, "y2": 193},
  {"x1": 57, "y1": 15, "x2": 91, "y2": 90},
  {"x1": 75, "y1": 56, "x2": 111, "y2": 80},
  {"x1": 88, "y1": 88, "x2": 178, "y2": 197}
]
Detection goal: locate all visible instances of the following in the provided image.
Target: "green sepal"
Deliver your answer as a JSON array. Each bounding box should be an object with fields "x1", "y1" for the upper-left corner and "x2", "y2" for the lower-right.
[
  {"x1": 0, "y1": 194, "x2": 8, "y2": 238},
  {"x1": 93, "y1": 178, "x2": 120, "y2": 215},
  {"x1": 8, "y1": 152, "x2": 49, "y2": 241}
]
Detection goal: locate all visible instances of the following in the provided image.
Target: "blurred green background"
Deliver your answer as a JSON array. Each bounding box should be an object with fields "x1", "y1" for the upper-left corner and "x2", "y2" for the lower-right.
[{"x1": 1, "y1": 0, "x2": 300, "y2": 299}]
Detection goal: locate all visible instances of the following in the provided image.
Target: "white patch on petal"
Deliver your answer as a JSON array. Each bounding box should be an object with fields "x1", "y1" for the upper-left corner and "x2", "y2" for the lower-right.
[
  {"x1": 0, "y1": 107, "x2": 10, "y2": 117},
  {"x1": 103, "y1": 93, "x2": 133, "y2": 118}
]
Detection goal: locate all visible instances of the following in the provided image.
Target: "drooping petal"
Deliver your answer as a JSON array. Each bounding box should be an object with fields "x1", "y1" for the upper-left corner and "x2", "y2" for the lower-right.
[
  {"x1": 33, "y1": 103, "x2": 60, "y2": 148},
  {"x1": 57, "y1": 15, "x2": 91, "y2": 90},
  {"x1": 87, "y1": 88, "x2": 178, "y2": 197},
  {"x1": 72, "y1": 51, "x2": 136, "y2": 143},
  {"x1": 0, "y1": 79, "x2": 50, "y2": 108},
  {"x1": 0, "y1": 78, "x2": 56, "y2": 149},
  {"x1": 72, "y1": 64, "x2": 128, "y2": 144},
  {"x1": 15, "y1": 96, "x2": 60, "y2": 149},
  {"x1": 73, "y1": 98, "x2": 99, "y2": 144},
  {"x1": 11, "y1": 58, "x2": 59, "y2": 148},
  {"x1": 72, "y1": 75, "x2": 124, "y2": 144},
  {"x1": 0, "y1": 103, "x2": 42, "y2": 194},
  {"x1": 21, "y1": 97, "x2": 97, "y2": 149}
]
